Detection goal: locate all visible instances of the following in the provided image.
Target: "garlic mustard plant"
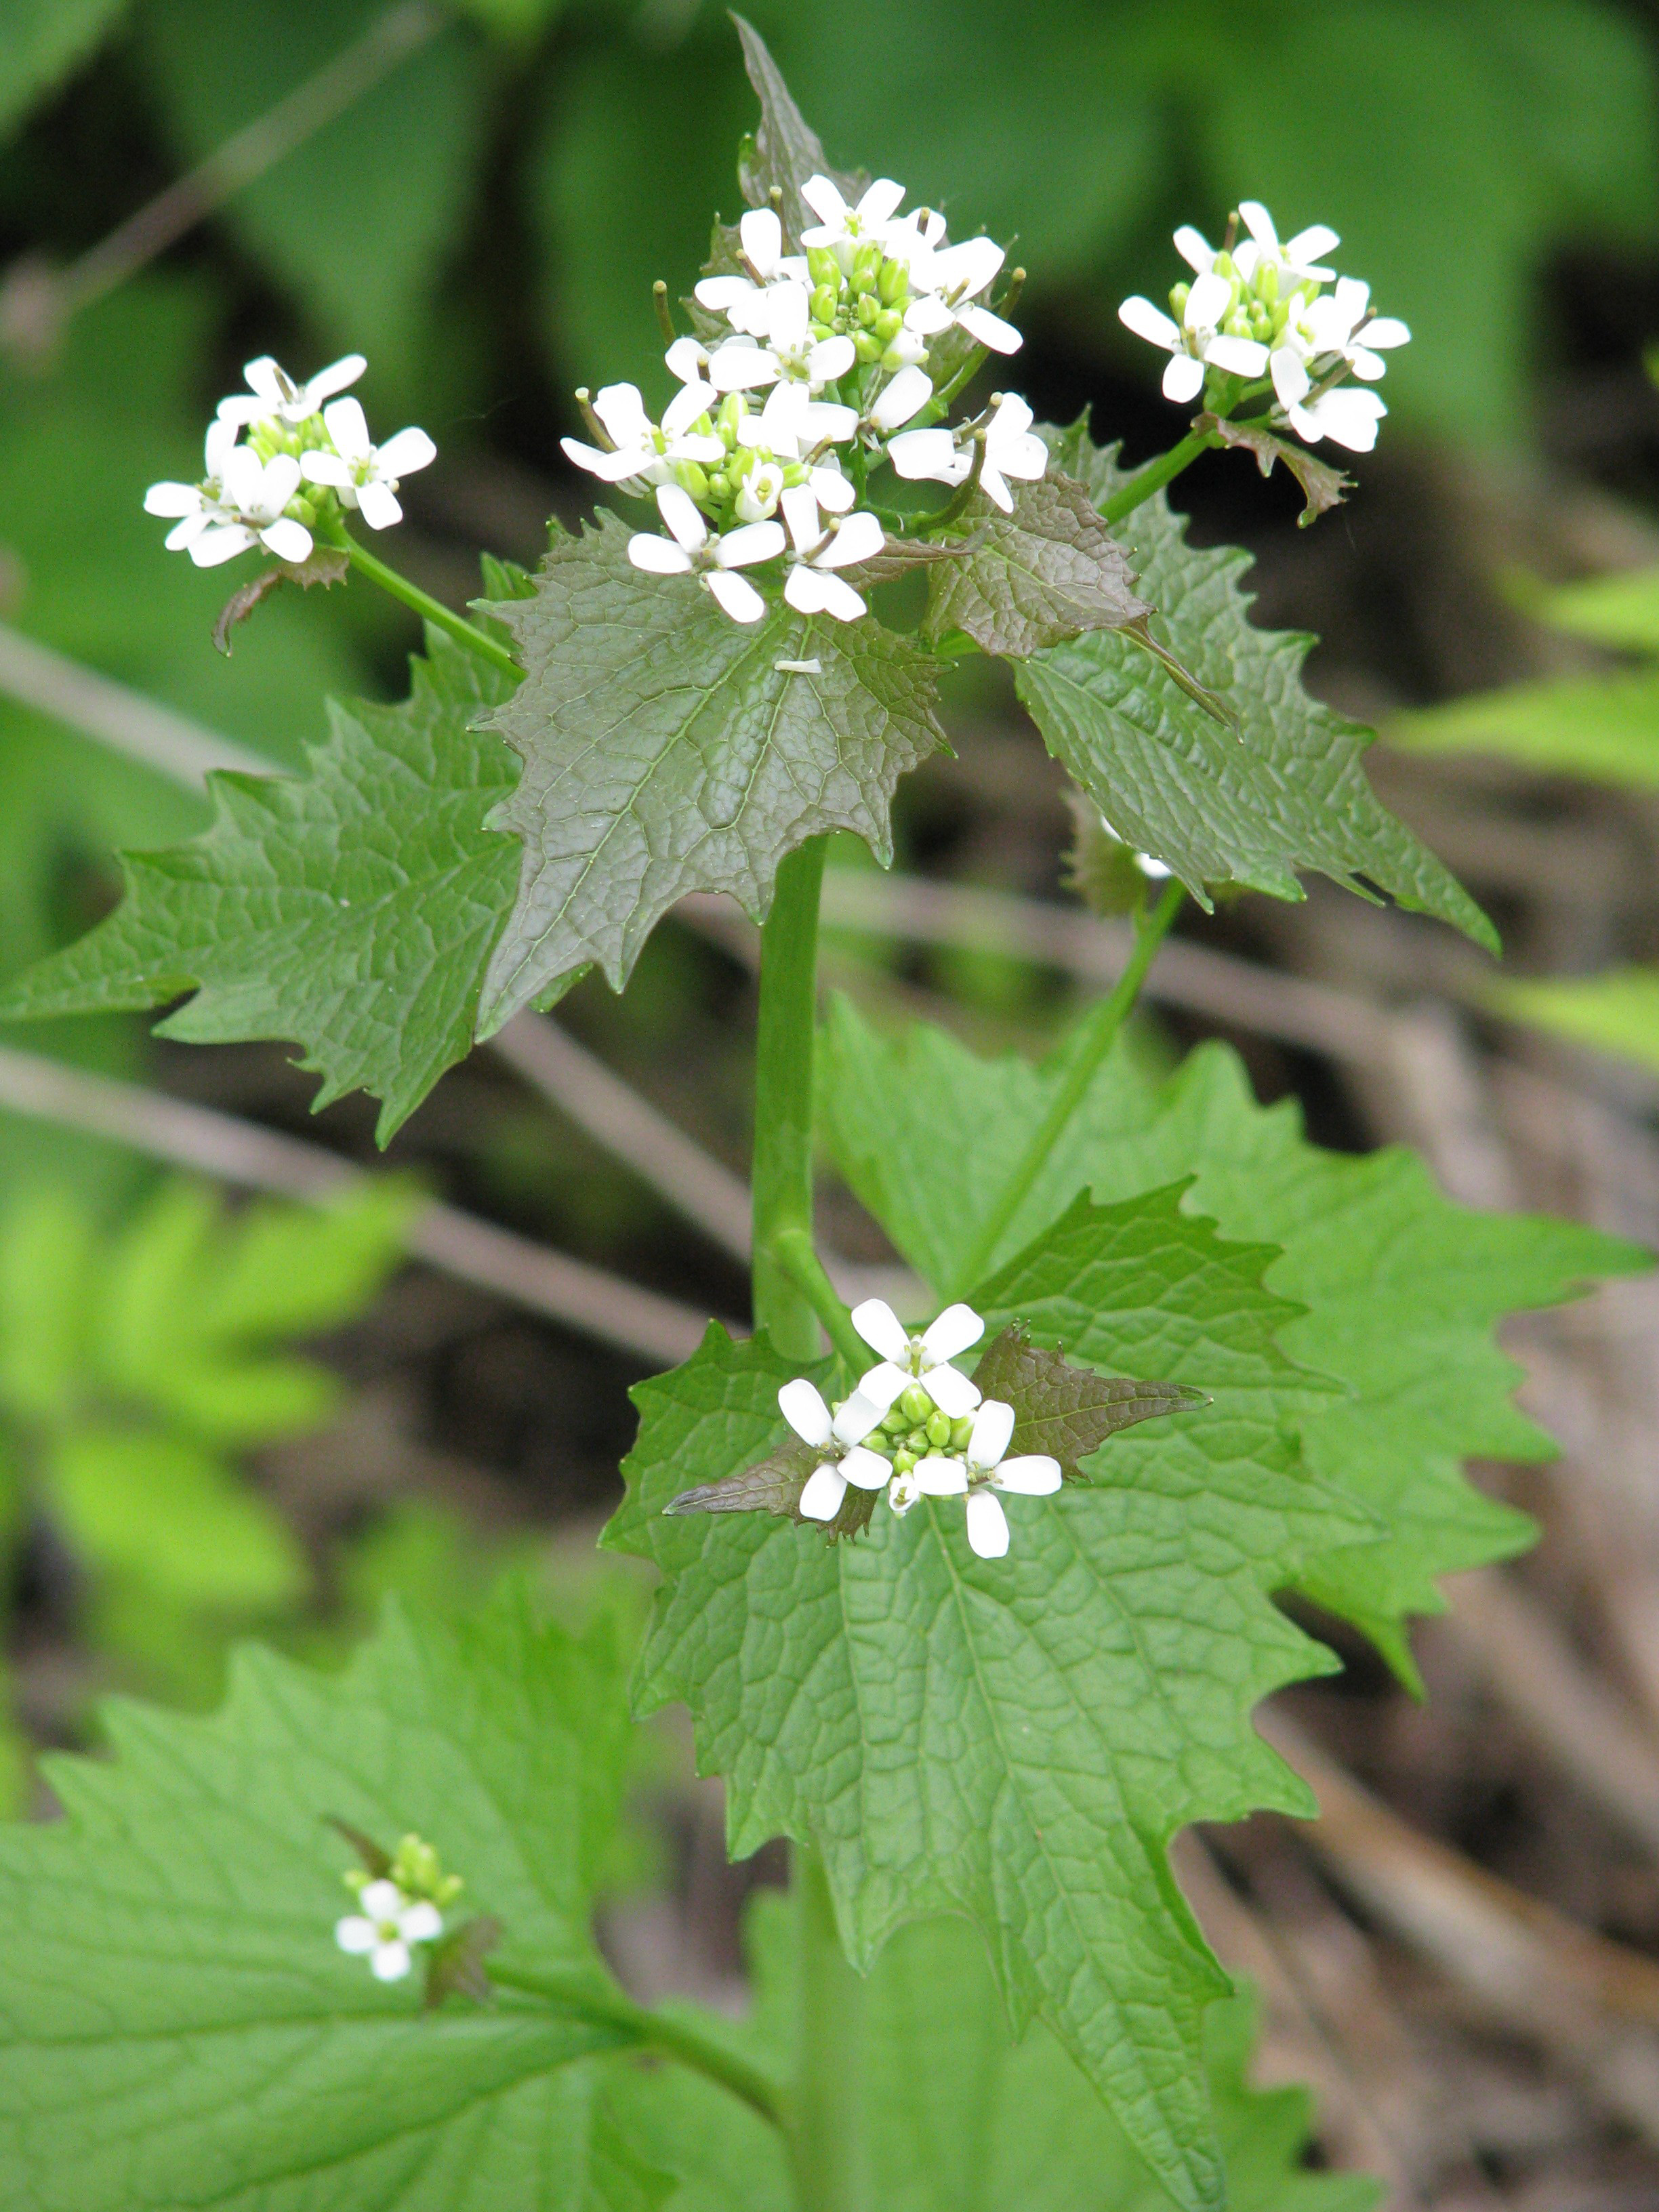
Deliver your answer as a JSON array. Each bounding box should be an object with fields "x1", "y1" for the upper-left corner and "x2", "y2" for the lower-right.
[{"x1": 333, "y1": 1831, "x2": 461, "y2": 1984}]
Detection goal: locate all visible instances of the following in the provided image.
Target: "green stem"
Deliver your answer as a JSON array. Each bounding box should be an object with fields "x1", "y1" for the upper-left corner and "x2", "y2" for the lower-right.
[
  {"x1": 340, "y1": 535, "x2": 518, "y2": 678},
  {"x1": 489, "y1": 1961, "x2": 787, "y2": 2131},
  {"x1": 752, "y1": 838, "x2": 830, "y2": 1360},
  {"x1": 950, "y1": 878, "x2": 1185, "y2": 1296},
  {"x1": 787, "y1": 1843, "x2": 866, "y2": 2212},
  {"x1": 772, "y1": 1227, "x2": 865, "y2": 1372},
  {"x1": 1100, "y1": 428, "x2": 1218, "y2": 526}
]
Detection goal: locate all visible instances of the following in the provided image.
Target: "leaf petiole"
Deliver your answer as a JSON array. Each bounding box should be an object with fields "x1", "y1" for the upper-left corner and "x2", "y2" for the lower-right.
[
  {"x1": 336, "y1": 533, "x2": 519, "y2": 679},
  {"x1": 771, "y1": 1225, "x2": 867, "y2": 1371}
]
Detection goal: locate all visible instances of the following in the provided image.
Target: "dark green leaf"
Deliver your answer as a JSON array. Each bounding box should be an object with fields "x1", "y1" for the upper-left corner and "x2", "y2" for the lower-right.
[
  {"x1": 0, "y1": 0, "x2": 131, "y2": 140},
  {"x1": 922, "y1": 470, "x2": 1149, "y2": 657},
  {"x1": 1019, "y1": 422, "x2": 1495, "y2": 947},
  {"x1": 972, "y1": 1322, "x2": 1207, "y2": 1479},
  {"x1": 732, "y1": 14, "x2": 863, "y2": 244},
  {"x1": 0, "y1": 611, "x2": 527, "y2": 1143},
  {"x1": 474, "y1": 514, "x2": 944, "y2": 1033}
]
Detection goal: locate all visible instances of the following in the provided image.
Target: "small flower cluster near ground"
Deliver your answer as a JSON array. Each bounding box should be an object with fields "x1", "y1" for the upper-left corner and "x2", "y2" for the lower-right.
[
  {"x1": 144, "y1": 352, "x2": 434, "y2": 567},
  {"x1": 780, "y1": 1300, "x2": 1062, "y2": 1557},
  {"x1": 334, "y1": 1831, "x2": 461, "y2": 1984}
]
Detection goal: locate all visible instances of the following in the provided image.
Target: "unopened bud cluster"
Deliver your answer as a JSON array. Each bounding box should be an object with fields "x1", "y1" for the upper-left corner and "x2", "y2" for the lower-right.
[
  {"x1": 144, "y1": 352, "x2": 434, "y2": 569},
  {"x1": 779, "y1": 1300, "x2": 1060, "y2": 1558},
  {"x1": 1120, "y1": 201, "x2": 1410, "y2": 453},
  {"x1": 334, "y1": 1830, "x2": 460, "y2": 1984}
]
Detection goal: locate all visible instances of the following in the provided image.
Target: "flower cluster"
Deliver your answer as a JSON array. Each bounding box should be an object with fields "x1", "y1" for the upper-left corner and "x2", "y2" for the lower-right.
[
  {"x1": 1119, "y1": 201, "x2": 1410, "y2": 453},
  {"x1": 144, "y1": 352, "x2": 435, "y2": 569},
  {"x1": 781, "y1": 1300, "x2": 1061, "y2": 1558},
  {"x1": 561, "y1": 176, "x2": 1041, "y2": 628},
  {"x1": 334, "y1": 1832, "x2": 461, "y2": 1984}
]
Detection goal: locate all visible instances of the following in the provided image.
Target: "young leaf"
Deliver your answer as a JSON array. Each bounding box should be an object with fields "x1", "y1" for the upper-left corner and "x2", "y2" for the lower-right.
[
  {"x1": 1202, "y1": 415, "x2": 1352, "y2": 527},
  {"x1": 1019, "y1": 420, "x2": 1496, "y2": 947},
  {"x1": 606, "y1": 1202, "x2": 1372, "y2": 2212},
  {"x1": 665, "y1": 1433, "x2": 819, "y2": 1519},
  {"x1": 474, "y1": 514, "x2": 944, "y2": 1033},
  {"x1": 820, "y1": 998, "x2": 1647, "y2": 1680},
  {"x1": 731, "y1": 14, "x2": 865, "y2": 243},
  {"x1": 922, "y1": 471, "x2": 1149, "y2": 657},
  {"x1": 972, "y1": 1323, "x2": 1208, "y2": 1478},
  {"x1": 0, "y1": 1592, "x2": 673, "y2": 2211},
  {"x1": 0, "y1": 607, "x2": 529, "y2": 1143}
]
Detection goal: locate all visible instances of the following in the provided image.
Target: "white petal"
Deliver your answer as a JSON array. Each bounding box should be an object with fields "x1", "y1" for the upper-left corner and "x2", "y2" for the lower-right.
[
  {"x1": 801, "y1": 399, "x2": 858, "y2": 445},
  {"x1": 260, "y1": 453, "x2": 302, "y2": 510},
  {"x1": 189, "y1": 523, "x2": 255, "y2": 566},
  {"x1": 666, "y1": 431, "x2": 725, "y2": 465},
  {"x1": 371, "y1": 1940, "x2": 413, "y2": 1982},
  {"x1": 858, "y1": 177, "x2": 907, "y2": 228},
  {"x1": 593, "y1": 382, "x2": 652, "y2": 446},
  {"x1": 956, "y1": 304, "x2": 1022, "y2": 354},
  {"x1": 1271, "y1": 348, "x2": 1311, "y2": 407},
  {"x1": 914, "y1": 1456, "x2": 968, "y2": 1496},
  {"x1": 655, "y1": 483, "x2": 708, "y2": 552},
  {"x1": 1172, "y1": 225, "x2": 1214, "y2": 273},
  {"x1": 903, "y1": 292, "x2": 954, "y2": 337},
  {"x1": 398, "y1": 1901, "x2": 443, "y2": 1944},
  {"x1": 1118, "y1": 295, "x2": 1180, "y2": 350},
  {"x1": 1300, "y1": 386, "x2": 1385, "y2": 452},
  {"x1": 779, "y1": 1376, "x2": 834, "y2": 1446},
  {"x1": 715, "y1": 519, "x2": 786, "y2": 567},
  {"x1": 695, "y1": 275, "x2": 756, "y2": 310},
  {"x1": 1331, "y1": 276, "x2": 1370, "y2": 329},
  {"x1": 1162, "y1": 353, "x2": 1206, "y2": 403},
  {"x1": 1362, "y1": 316, "x2": 1410, "y2": 349},
  {"x1": 335, "y1": 1915, "x2": 378, "y2": 1954},
  {"x1": 964, "y1": 1490, "x2": 1009, "y2": 1559},
  {"x1": 216, "y1": 395, "x2": 266, "y2": 428},
  {"x1": 886, "y1": 1469, "x2": 920, "y2": 1516},
  {"x1": 922, "y1": 1362, "x2": 981, "y2": 1419},
  {"x1": 260, "y1": 517, "x2": 313, "y2": 562},
  {"x1": 204, "y1": 418, "x2": 239, "y2": 476},
  {"x1": 808, "y1": 334, "x2": 856, "y2": 384},
  {"x1": 840, "y1": 1443, "x2": 893, "y2": 1490},
  {"x1": 664, "y1": 337, "x2": 706, "y2": 384},
  {"x1": 1288, "y1": 224, "x2": 1342, "y2": 266},
  {"x1": 1184, "y1": 271, "x2": 1232, "y2": 331},
  {"x1": 967, "y1": 1398, "x2": 1016, "y2": 1471},
  {"x1": 800, "y1": 174, "x2": 851, "y2": 229},
  {"x1": 991, "y1": 1455, "x2": 1062, "y2": 1496},
  {"x1": 921, "y1": 1303, "x2": 985, "y2": 1364},
  {"x1": 657, "y1": 384, "x2": 711, "y2": 443},
  {"x1": 321, "y1": 397, "x2": 371, "y2": 463},
  {"x1": 785, "y1": 566, "x2": 834, "y2": 616},
  {"x1": 584, "y1": 445, "x2": 658, "y2": 483},
  {"x1": 810, "y1": 464, "x2": 855, "y2": 512},
  {"x1": 806, "y1": 570, "x2": 866, "y2": 621},
  {"x1": 854, "y1": 1360, "x2": 908, "y2": 1413},
  {"x1": 220, "y1": 447, "x2": 265, "y2": 510},
  {"x1": 300, "y1": 451, "x2": 352, "y2": 488},
  {"x1": 1205, "y1": 334, "x2": 1268, "y2": 377},
  {"x1": 308, "y1": 353, "x2": 367, "y2": 405},
  {"x1": 780, "y1": 482, "x2": 823, "y2": 554},
  {"x1": 870, "y1": 365, "x2": 933, "y2": 432},
  {"x1": 994, "y1": 432, "x2": 1048, "y2": 484},
  {"x1": 741, "y1": 205, "x2": 783, "y2": 274},
  {"x1": 766, "y1": 284, "x2": 811, "y2": 351},
  {"x1": 628, "y1": 533, "x2": 694, "y2": 575},
  {"x1": 360, "y1": 1880, "x2": 403, "y2": 1919},
  {"x1": 705, "y1": 569, "x2": 767, "y2": 623},
  {"x1": 817, "y1": 510, "x2": 882, "y2": 568},
  {"x1": 799, "y1": 1463, "x2": 848, "y2": 1521},
  {"x1": 886, "y1": 427, "x2": 963, "y2": 484},
  {"x1": 354, "y1": 480, "x2": 402, "y2": 531},
  {"x1": 933, "y1": 235, "x2": 1002, "y2": 300},
  {"x1": 851, "y1": 1299, "x2": 909, "y2": 1363},
  {"x1": 979, "y1": 465, "x2": 1013, "y2": 515},
  {"x1": 144, "y1": 480, "x2": 199, "y2": 516},
  {"x1": 709, "y1": 342, "x2": 780, "y2": 393},
  {"x1": 163, "y1": 513, "x2": 211, "y2": 550},
  {"x1": 1349, "y1": 348, "x2": 1387, "y2": 382},
  {"x1": 1237, "y1": 201, "x2": 1279, "y2": 251},
  {"x1": 242, "y1": 356, "x2": 285, "y2": 403},
  {"x1": 376, "y1": 426, "x2": 436, "y2": 477},
  {"x1": 831, "y1": 1391, "x2": 884, "y2": 1446},
  {"x1": 561, "y1": 436, "x2": 620, "y2": 478}
]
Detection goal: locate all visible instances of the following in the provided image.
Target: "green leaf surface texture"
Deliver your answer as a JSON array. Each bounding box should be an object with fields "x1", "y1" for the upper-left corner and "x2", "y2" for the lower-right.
[
  {"x1": 0, "y1": 1592, "x2": 672, "y2": 2211},
  {"x1": 474, "y1": 514, "x2": 944, "y2": 1033},
  {"x1": 0, "y1": 610, "x2": 527, "y2": 1143},
  {"x1": 1492, "y1": 966, "x2": 1659, "y2": 1078},
  {"x1": 922, "y1": 470, "x2": 1150, "y2": 658},
  {"x1": 607, "y1": 1218, "x2": 1373, "y2": 2212},
  {"x1": 1017, "y1": 424, "x2": 1495, "y2": 947},
  {"x1": 821, "y1": 998, "x2": 1646, "y2": 1679}
]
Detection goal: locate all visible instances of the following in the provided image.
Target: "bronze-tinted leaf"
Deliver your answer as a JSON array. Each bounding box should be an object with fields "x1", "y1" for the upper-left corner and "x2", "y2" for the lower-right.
[
  {"x1": 922, "y1": 471, "x2": 1148, "y2": 658},
  {"x1": 665, "y1": 1437, "x2": 817, "y2": 1518},
  {"x1": 731, "y1": 16, "x2": 865, "y2": 245},
  {"x1": 425, "y1": 1914, "x2": 501, "y2": 2011},
  {"x1": 1204, "y1": 415, "x2": 1352, "y2": 528},
  {"x1": 972, "y1": 1323, "x2": 1208, "y2": 1480}
]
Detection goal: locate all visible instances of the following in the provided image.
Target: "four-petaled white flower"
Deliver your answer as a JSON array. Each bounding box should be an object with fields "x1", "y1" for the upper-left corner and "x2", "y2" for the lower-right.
[
  {"x1": 850, "y1": 1298, "x2": 983, "y2": 1419},
  {"x1": 218, "y1": 351, "x2": 366, "y2": 430},
  {"x1": 561, "y1": 382, "x2": 723, "y2": 487},
  {"x1": 180, "y1": 447, "x2": 314, "y2": 568},
  {"x1": 1118, "y1": 271, "x2": 1265, "y2": 404},
  {"x1": 779, "y1": 1376, "x2": 893, "y2": 1523},
  {"x1": 1284, "y1": 384, "x2": 1389, "y2": 454},
  {"x1": 1232, "y1": 201, "x2": 1340, "y2": 287},
  {"x1": 300, "y1": 398, "x2": 436, "y2": 530},
  {"x1": 1269, "y1": 275, "x2": 1408, "y2": 417},
  {"x1": 694, "y1": 207, "x2": 808, "y2": 340},
  {"x1": 888, "y1": 393, "x2": 1047, "y2": 514},
  {"x1": 867, "y1": 363, "x2": 934, "y2": 434},
  {"x1": 799, "y1": 173, "x2": 907, "y2": 264},
  {"x1": 904, "y1": 234, "x2": 1022, "y2": 356},
  {"x1": 903, "y1": 1397, "x2": 1062, "y2": 1558},
  {"x1": 335, "y1": 1878, "x2": 445, "y2": 1984},
  {"x1": 627, "y1": 483, "x2": 784, "y2": 624},
  {"x1": 733, "y1": 377, "x2": 859, "y2": 458},
  {"x1": 143, "y1": 419, "x2": 241, "y2": 558},
  {"x1": 780, "y1": 487, "x2": 883, "y2": 622}
]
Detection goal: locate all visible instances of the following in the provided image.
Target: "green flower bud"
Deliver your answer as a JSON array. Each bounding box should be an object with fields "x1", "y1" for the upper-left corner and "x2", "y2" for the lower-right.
[
  {"x1": 925, "y1": 1410, "x2": 951, "y2": 1448},
  {"x1": 1258, "y1": 262, "x2": 1279, "y2": 305},
  {"x1": 891, "y1": 1448, "x2": 918, "y2": 1477},
  {"x1": 906, "y1": 1427, "x2": 929, "y2": 1454},
  {"x1": 899, "y1": 1385, "x2": 933, "y2": 1426},
  {"x1": 851, "y1": 242, "x2": 882, "y2": 291},
  {"x1": 878, "y1": 257, "x2": 909, "y2": 306},
  {"x1": 289, "y1": 495, "x2": 317, "y2": 527},
  {"x1": 806, "y1": 247, "x2": 841, "y2": 290},
  {"x1": 810, "y1": 283, "x2": 840, "y2": 327},
  {"x1": 856, "y1": 291, "x2": 880, "y2": 329},
  {"x1": 732, "y1": 443, "x2": 756, "y2": 480},
  {"x1": 1170, "y1": 281, "x2": 1191, "y2": 320},
  {"x1": 880, "y1": 1404, "x2": 911, "y2": 1435},
  {"x1": 949, "y1": 1416, "x2": 975, "y2": 1452},
  {"x1": 674, "y1": 460, "x2": 711, "y2": 503},
  {"x1": 716, "y1": 392, "x2": 744, "y2": 438},
  {"x1": 853, "y1": 329, "x2": 883, "y2": 363},
  {"x1": 872, "y1": 307, "x2": 903, "y2": 342},
  {"x1": 1215, "y1": 250, "x2": 1235, "y2": 280}
]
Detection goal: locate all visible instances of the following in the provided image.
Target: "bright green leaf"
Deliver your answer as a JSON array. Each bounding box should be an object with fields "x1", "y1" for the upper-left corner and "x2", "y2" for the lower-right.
[
  {"x1": 1389, "y1": 670, "x2": 1659, "y2": 789},
  {"x1": 1491, "y1": 966, "x2": 1659, "y2": 1078},
  {"x1": 1527, "y1": 565, "x2": 1659, "y2": 654},
  {"x1": 1019, "y1": 426, "x2": 1494, "y2": 947},
  {"x1": 474, "y1": 515, "x2": 944, "y2": 1033}
]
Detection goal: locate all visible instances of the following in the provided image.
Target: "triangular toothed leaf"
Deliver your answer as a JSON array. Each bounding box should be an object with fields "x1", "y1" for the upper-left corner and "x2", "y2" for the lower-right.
[
  {"x1": 0, "y1": 593, "x2": 531, "y2": 1144},
  {"x1": 820, "y1": 998, "x2": 1648, "y2": 1680},
  {"x1": 922, "y1": 470, "x2": 1149, "y2": 657},
  {"x1": 604, "y1": 1181, "x2": 1374, "y2": 2212},
  {"x1": 972, "y1": 1323, "x2": 1209, "y2": 1479},
  {"x1": 731, "y1": 14, "x2": 865, "y2": 245},
  {"x1": 474, "y1": 513, "x2": 944, "y2": 1033},
  {"x1": 1017, "y1": 419, "x2": 1495, "y2": 947}
]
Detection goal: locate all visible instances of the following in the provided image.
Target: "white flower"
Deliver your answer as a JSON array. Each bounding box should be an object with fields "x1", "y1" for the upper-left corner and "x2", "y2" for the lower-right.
[
  {"x1": 693, "y1": 209, "x2": 811, "y2": 340},
  {"x1": 799, "y1": 173, "x2": 907, "y2": 266},
  {"x1": 144, "y1": 419, "x2": 241, "y2": 555},
  {"x1": 560, "y1": 382, "x2": 722, "y2": 487},
  {"x1": 780, "y1": 487, "x2": 882, "y2": 622},
  {"x1": 779, "y1": 1376, "x2": 893, "y2": 1522},
  {"x1": 888, "y1": 394, "x2": 1046, "y2": 514},
  {"x1": 1233, "y1": 201, "x2": 1340, "y2": 288},
  {"x1": 627, "y1": 483, "x2": 783, "y2": 623},
  {"x1": 733, "y1": 378, "x2": 857, "y2": 458},
  {"x1": 851, "y1": 1298, "x2": 983, "y2": 1420},
  {"x1": 1269, "y1": 275, "x2": 1408, "y2": 412},
  {"x1": 903, "y1": 1397, "x2": 1061, "y2": 1557},
  {"x1": 868, "y1": 362, "x2": 934, "y2": 434},
  {"x1": 299, "y1": 398, "x2": 435, "y2": 530},
  {"x1": 903, "y1": 234, "x2": 1021, "y2": 356},
  {"x1": 335, "y1": 1877, "x2": 445, "y2": 1984},
  {"x1": 736, "y1": 459, "x2": 787, "y2": 523},
  {"x1": 712, "y1": 284, "x2": 858, "y2": 398},
  {"x1": 1118, "y1": 271, "x2": 1267, "y2": 404},
  {"x1": 218, "y1": 352, "x2": 366, "y2": 430},
  {"x1": 1285, "y1": 384, "x2": 1389, "y2": 454},
  {"x1": 173, "y1": 447, "x2": 314, "y2": 568}
]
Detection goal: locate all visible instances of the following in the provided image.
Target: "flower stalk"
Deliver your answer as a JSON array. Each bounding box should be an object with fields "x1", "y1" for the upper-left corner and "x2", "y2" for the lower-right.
[{"x1": 337, "y1": 535, "x2": 518, "y2": 678}]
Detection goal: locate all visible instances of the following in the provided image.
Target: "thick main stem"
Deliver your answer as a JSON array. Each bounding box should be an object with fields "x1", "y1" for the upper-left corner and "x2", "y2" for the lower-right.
[
  {"x1": 340, "y1": 536, "x2": 519, "y2": 678},
  {"x1": 751, "y1": 837, "x2": 830, "y2": 1360},
  {"x1": 787, "y1": 1843, "x2": 866, "y2": 2212},
  {"x1": 950, "y1": 878, "x2": 1185, "y2": 1296}
]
